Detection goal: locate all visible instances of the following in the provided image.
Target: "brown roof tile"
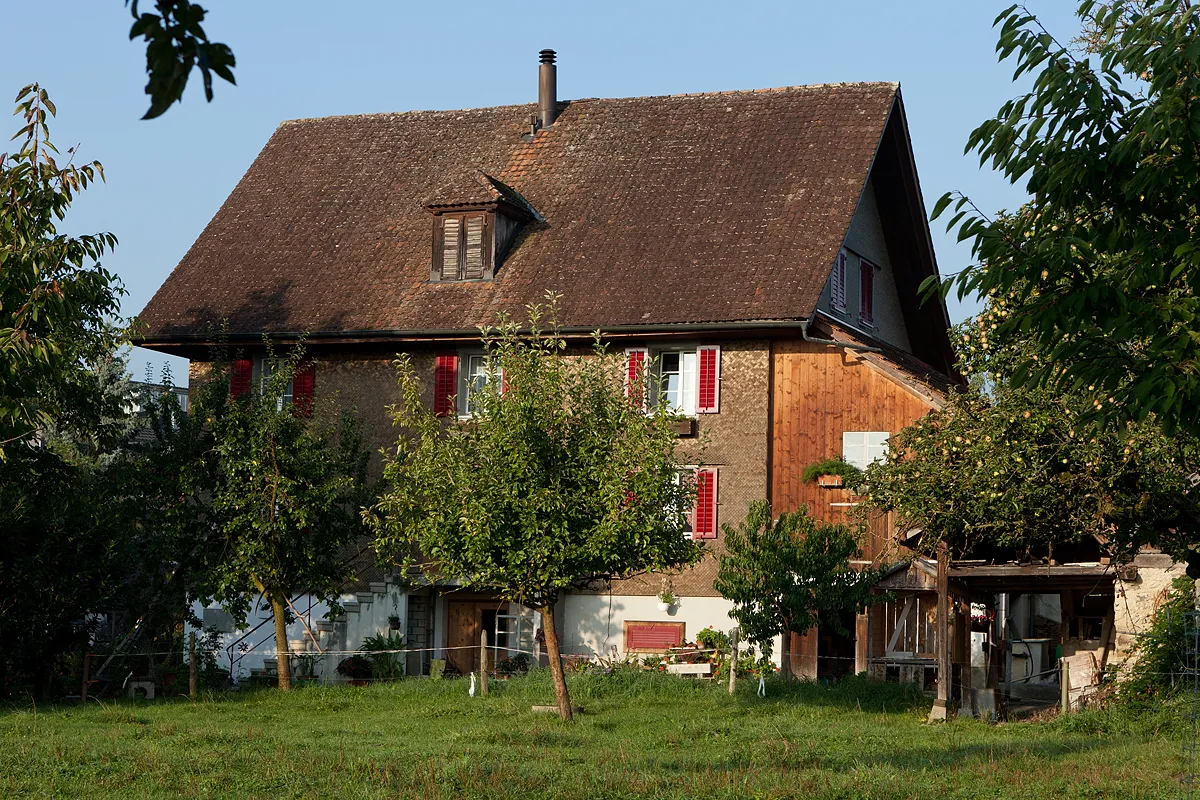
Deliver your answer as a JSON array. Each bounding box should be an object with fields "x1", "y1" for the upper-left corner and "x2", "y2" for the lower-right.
[{"x1": 138, "y1": 83, "x2": 900, "y2": 341}]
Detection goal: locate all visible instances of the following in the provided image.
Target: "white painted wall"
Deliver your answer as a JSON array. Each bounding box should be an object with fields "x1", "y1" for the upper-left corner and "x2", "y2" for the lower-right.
[
  {"x1": 189, "y1": 579, "x2": 407, "y2": 684},
  {"x1": 816, "y1": 174, "x2": 912, "y2": 352},
  {"x1": 560, "y1": 593, "x2": 782, "y2": 666}
]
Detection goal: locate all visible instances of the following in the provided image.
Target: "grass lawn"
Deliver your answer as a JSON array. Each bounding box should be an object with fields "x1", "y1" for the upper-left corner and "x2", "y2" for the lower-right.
[{"x1": 0, "y1": 671, "x2": 1185, "y2": 799}]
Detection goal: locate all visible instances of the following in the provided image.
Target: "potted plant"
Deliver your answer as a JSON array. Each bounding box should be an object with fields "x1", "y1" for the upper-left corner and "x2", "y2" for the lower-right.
[
  {"x1": 657, "y1": 590, "x2": 676, "y2": 612},
  {"x1": 387, "y1": 614, "x2": 401, "y2": 631},
  {"x1": 336, "y1": 655, "x2": 373, "y2": 686},
  {"x1": 800, "y1": 458, "x2": 862, "y2": 490}
]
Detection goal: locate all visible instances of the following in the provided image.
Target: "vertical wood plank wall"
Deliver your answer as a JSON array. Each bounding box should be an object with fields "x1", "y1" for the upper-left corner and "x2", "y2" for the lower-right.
[
  {"x1": 771, "y1": 340, "x2": 936, "y2": 555},
  {"x1": 770, "y1": 340, "x2": 939, "y2": 678}
]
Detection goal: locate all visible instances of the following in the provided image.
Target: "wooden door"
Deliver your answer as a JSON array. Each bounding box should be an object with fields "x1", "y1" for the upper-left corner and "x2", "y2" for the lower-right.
[{"x1": 447, "y1": 601, "x2": 480, "y2": 676}]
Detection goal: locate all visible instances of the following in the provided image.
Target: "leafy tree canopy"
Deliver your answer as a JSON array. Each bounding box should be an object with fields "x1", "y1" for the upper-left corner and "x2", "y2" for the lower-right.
[
  {"x1": 0, "y1": 85, "x2": 124, "y2": 455},
  {"x1": 715, "y1": 501, "x2": 881, "y2": 680},
  {"x1": 126, "y1": 0, "x2": 235, "y2": 119},
  {"x1": 930, "y1": 1, "x2": 1200, "y2": 437},
  {"x1": 369, "y1": 299, "x2": 702, "y2": 719},
  {"x1": 863, "y1": 303, "x2": 1200, "y2": 570},
  {"x1": 196, "y1": 345, "x2": 372, "y2": 690}
]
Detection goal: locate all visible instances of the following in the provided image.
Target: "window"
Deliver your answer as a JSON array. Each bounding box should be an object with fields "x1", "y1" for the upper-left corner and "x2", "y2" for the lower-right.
[
  {"x1": 625, "y1": 346, "x2": 720, "y2": 416},
  {"x1": 669, "y1": 467, "x2": 717, "y2": 540},
  {"x1": 232, "y1": 357, "x2": 314, "y2": 415},
  {"x1": 434, "y1": 212, "x2": 489, "y2": 281},
  {"x1": 831, "y1": 249, "x2": 847, "y2": 311},
  {"x1": 859, "y1": 257, "x2": 876, "y2": 326},
  {"x1": 257, "y1": 357, "x2": 294, "y2": 410},
  {"x1": 460, "y1": 353, "x2": 501, "y2": 417},
  {"x1": 670, "y1": 470, "x2": 695, "y2": 539},
  {"x1": 842, "y1": 431, "x2": 889, "y2": 470},
  {"x1": 658, "y1": 351, "x2": 698, "y2": 415}
]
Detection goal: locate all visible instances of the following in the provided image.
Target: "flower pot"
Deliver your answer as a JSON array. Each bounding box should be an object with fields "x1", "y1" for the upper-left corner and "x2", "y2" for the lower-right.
[
  {"x1": 657, "y1": 601, "x2": 671, "y2": 612},
  {"x1": 817, "y1": 474, "x2": 844, "y2": 489}
]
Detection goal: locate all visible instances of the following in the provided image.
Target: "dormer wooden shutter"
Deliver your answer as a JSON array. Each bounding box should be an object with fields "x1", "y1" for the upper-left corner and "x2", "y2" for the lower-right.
[
  {"x1": 624, "y1": 348, "x2": 648, "y2": 408},
  {"x1": 860, "y1": 258, "x2": 875, "y2": 325},
  {"x1": 439, "y1": 217, "x2": 461, "y2": 281},
  {"x1": 697, "y1": 346, "x2": 720, "y2": 414},
  {"x1": 230, "y1": 359, "x2": 253, "y2": 399},
  {"x1": 433, "y1": 352, "x2": 459, "y2": 416},
  {"x1": 691, "y1": 468, "x2": 718, "y2": 539},
  {"x1": 832, "y1": 250, "x2": 847, "y2": 311},
  {"x1": 463, "y1": 215, "x2": 485, "y2": 280}
]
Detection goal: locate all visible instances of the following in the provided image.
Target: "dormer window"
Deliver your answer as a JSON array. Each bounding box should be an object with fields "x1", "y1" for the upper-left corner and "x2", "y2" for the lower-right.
[
  {"x1": 426, "y1": 173, "x2": 540, "y2": 283},
  {"x1": 436, "y1": 212, "x2": 490, "y2": 281}
]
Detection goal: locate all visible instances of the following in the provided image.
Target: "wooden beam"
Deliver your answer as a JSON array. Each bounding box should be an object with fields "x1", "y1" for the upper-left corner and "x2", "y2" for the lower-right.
[
  {"x1": 928, "y1": 541, "x2": 951, "y2": 722},
  {"x1": 886, "y1": 596, "x2": 914, "y2": 654}
]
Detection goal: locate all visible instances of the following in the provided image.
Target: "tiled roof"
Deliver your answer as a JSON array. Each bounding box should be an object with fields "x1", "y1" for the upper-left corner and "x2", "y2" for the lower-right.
[{"x1": 138, "y1": 83, "x2": 901, "y2": 341}]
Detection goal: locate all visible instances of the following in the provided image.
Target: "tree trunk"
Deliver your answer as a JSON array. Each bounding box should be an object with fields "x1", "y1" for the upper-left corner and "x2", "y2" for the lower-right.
[
  {"x1": 540, "y1": 602, "x2": 572, "y2": 721},
  {"x1": 269, "y1": 593, "x2": 293, "y2": 691}
]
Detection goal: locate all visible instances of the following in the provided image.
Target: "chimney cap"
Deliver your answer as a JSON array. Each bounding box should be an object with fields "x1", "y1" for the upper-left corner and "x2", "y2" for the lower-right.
[{"x1": 539, "y1": 49, "x2": 557, "y2": 64}]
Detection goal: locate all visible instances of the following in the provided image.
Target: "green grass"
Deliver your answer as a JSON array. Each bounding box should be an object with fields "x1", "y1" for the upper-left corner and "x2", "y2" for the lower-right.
[{"x1": 0, "y1": 671, "x2": 1186, "y2": 799}]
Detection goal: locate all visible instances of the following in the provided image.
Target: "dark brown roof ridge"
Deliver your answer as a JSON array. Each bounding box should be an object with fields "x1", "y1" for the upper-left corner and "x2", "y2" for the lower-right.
[{"x1": 276, "y1": 81, "x2": 901, "y2": 126}]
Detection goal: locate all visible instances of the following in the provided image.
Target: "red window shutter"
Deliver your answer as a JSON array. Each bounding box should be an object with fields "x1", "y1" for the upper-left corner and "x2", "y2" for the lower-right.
[
  {"x1": 697, "y1": 345, "x2": 720, "y2": 414},
  {"x1": 624, "y1": 348, "x2": 648, "y2": 407},
  {"x1": 292, "y1": 360, "x2": 316, "y2": 417},
  {"x1": 230, "y1": 359, "x2": 253, "y2": 399},
  {"x1": 860, "y1": 259, "x2": 874, "y2": 325},
  {"x1": 626, "y1": 622, "x2": 684, "y2": 651},
  {"x1": 433, "y1": 352, "x2": 459, "y2": 416},
  {"x1": 691, "y1": 468, "x2": 718, "y2": 539}
]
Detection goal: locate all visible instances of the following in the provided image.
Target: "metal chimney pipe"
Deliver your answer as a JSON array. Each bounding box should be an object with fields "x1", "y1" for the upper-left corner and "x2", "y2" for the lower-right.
[{"x1": 538, "y1": 49, "x2": 557, "y2": 129}]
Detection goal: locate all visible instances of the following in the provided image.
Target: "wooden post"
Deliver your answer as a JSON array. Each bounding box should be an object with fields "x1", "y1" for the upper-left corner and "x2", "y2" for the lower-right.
[
  {"x1": 1061, "y1": 660, "x2": 1070, "y2": 715},
  {"x1": 80, "y1": 653, "x2": 90, "y2": 704},
  {"x1": 479, "y1": 627, "x2": 488, "y2": 697},
  {"x1": 188, "y1": 632, "x2": 198, "y2": 698},
  {"x1": 928, "y1": 541, "x2": 951, "y2": 723},
  {"x1": 728, "y1": 629, "x2": 738, "y2": 695}
]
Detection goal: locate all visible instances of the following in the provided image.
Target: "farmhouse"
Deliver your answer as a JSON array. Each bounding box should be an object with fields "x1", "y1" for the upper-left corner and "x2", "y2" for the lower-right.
[{"x1": 138, "y1": 51, "x2": 961, "y2": 681}]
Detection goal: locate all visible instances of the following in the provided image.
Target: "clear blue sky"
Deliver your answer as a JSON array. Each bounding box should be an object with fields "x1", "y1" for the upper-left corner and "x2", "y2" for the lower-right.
[{"x1": 1, "y1": 1, "x2": 1083, "y2": 383}]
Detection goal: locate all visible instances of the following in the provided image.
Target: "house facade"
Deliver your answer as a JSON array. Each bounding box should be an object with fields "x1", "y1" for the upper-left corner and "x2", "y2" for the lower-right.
[{"x1": 139, "y1": 52, "x2": 957, "y2": 681}]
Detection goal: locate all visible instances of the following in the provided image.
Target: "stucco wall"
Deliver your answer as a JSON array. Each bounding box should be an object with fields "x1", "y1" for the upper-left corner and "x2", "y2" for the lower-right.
[
  {"x1": 1111, "y1": 553, "x2": 1188, "y2": 669},
  {"x1": 560, "y1": 593, "x2": 781, "y2": 666}
]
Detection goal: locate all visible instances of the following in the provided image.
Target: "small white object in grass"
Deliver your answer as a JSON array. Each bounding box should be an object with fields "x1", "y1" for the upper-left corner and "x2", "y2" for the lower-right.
[
  {"x1": 758, "y1": 675, "x2": 766, "y2": 697},
  {"x1": 469, "y1": 672, "x2": 476, "y2": 697}
]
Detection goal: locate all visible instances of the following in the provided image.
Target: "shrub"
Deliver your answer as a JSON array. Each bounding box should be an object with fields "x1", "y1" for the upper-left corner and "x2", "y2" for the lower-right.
[
  {"x1": 336, "y1": 655, "x2": 372, "y2": 680},
  {"x1": 1119, "y1": 576, "x2": 1196, "y2": 702},
  {"x1": 360, "y1": 632, "x2": 404, "y2": 681}
]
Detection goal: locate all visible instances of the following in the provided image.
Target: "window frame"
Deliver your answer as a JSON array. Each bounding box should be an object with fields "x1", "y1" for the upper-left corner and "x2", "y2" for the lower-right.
[
  {"x1": 457, "y1": 351, "x2": 502, "y2": 419},
  {"x1": 254, "y1": 356, "x2": 294, "y2": 411},
  {"x1": 842, "y1": 430, "x2": 890, "y2": 470},
  {"x1": 653, "y1": 349, "x2": 699, "y2": 417}
]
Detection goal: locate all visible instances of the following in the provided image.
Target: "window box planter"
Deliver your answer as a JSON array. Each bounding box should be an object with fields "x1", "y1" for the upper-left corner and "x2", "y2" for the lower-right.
[
  {"x1": 817, "y1": 474, "x2": 844, "y2": 489},
  {"x1": 670, "y1": 418, "x2": 697, "y2": 437}
]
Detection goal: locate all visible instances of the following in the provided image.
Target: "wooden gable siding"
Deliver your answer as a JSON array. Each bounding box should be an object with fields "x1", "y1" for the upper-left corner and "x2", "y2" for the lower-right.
[{"x1": 770, "y1": 340, "x2": 937, "y2": 560}]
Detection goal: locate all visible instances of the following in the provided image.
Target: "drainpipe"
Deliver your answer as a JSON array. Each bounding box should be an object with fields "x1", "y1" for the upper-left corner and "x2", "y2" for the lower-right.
[{"x1": 800, "y1": 319, "x2": 883, "y2": 354}]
